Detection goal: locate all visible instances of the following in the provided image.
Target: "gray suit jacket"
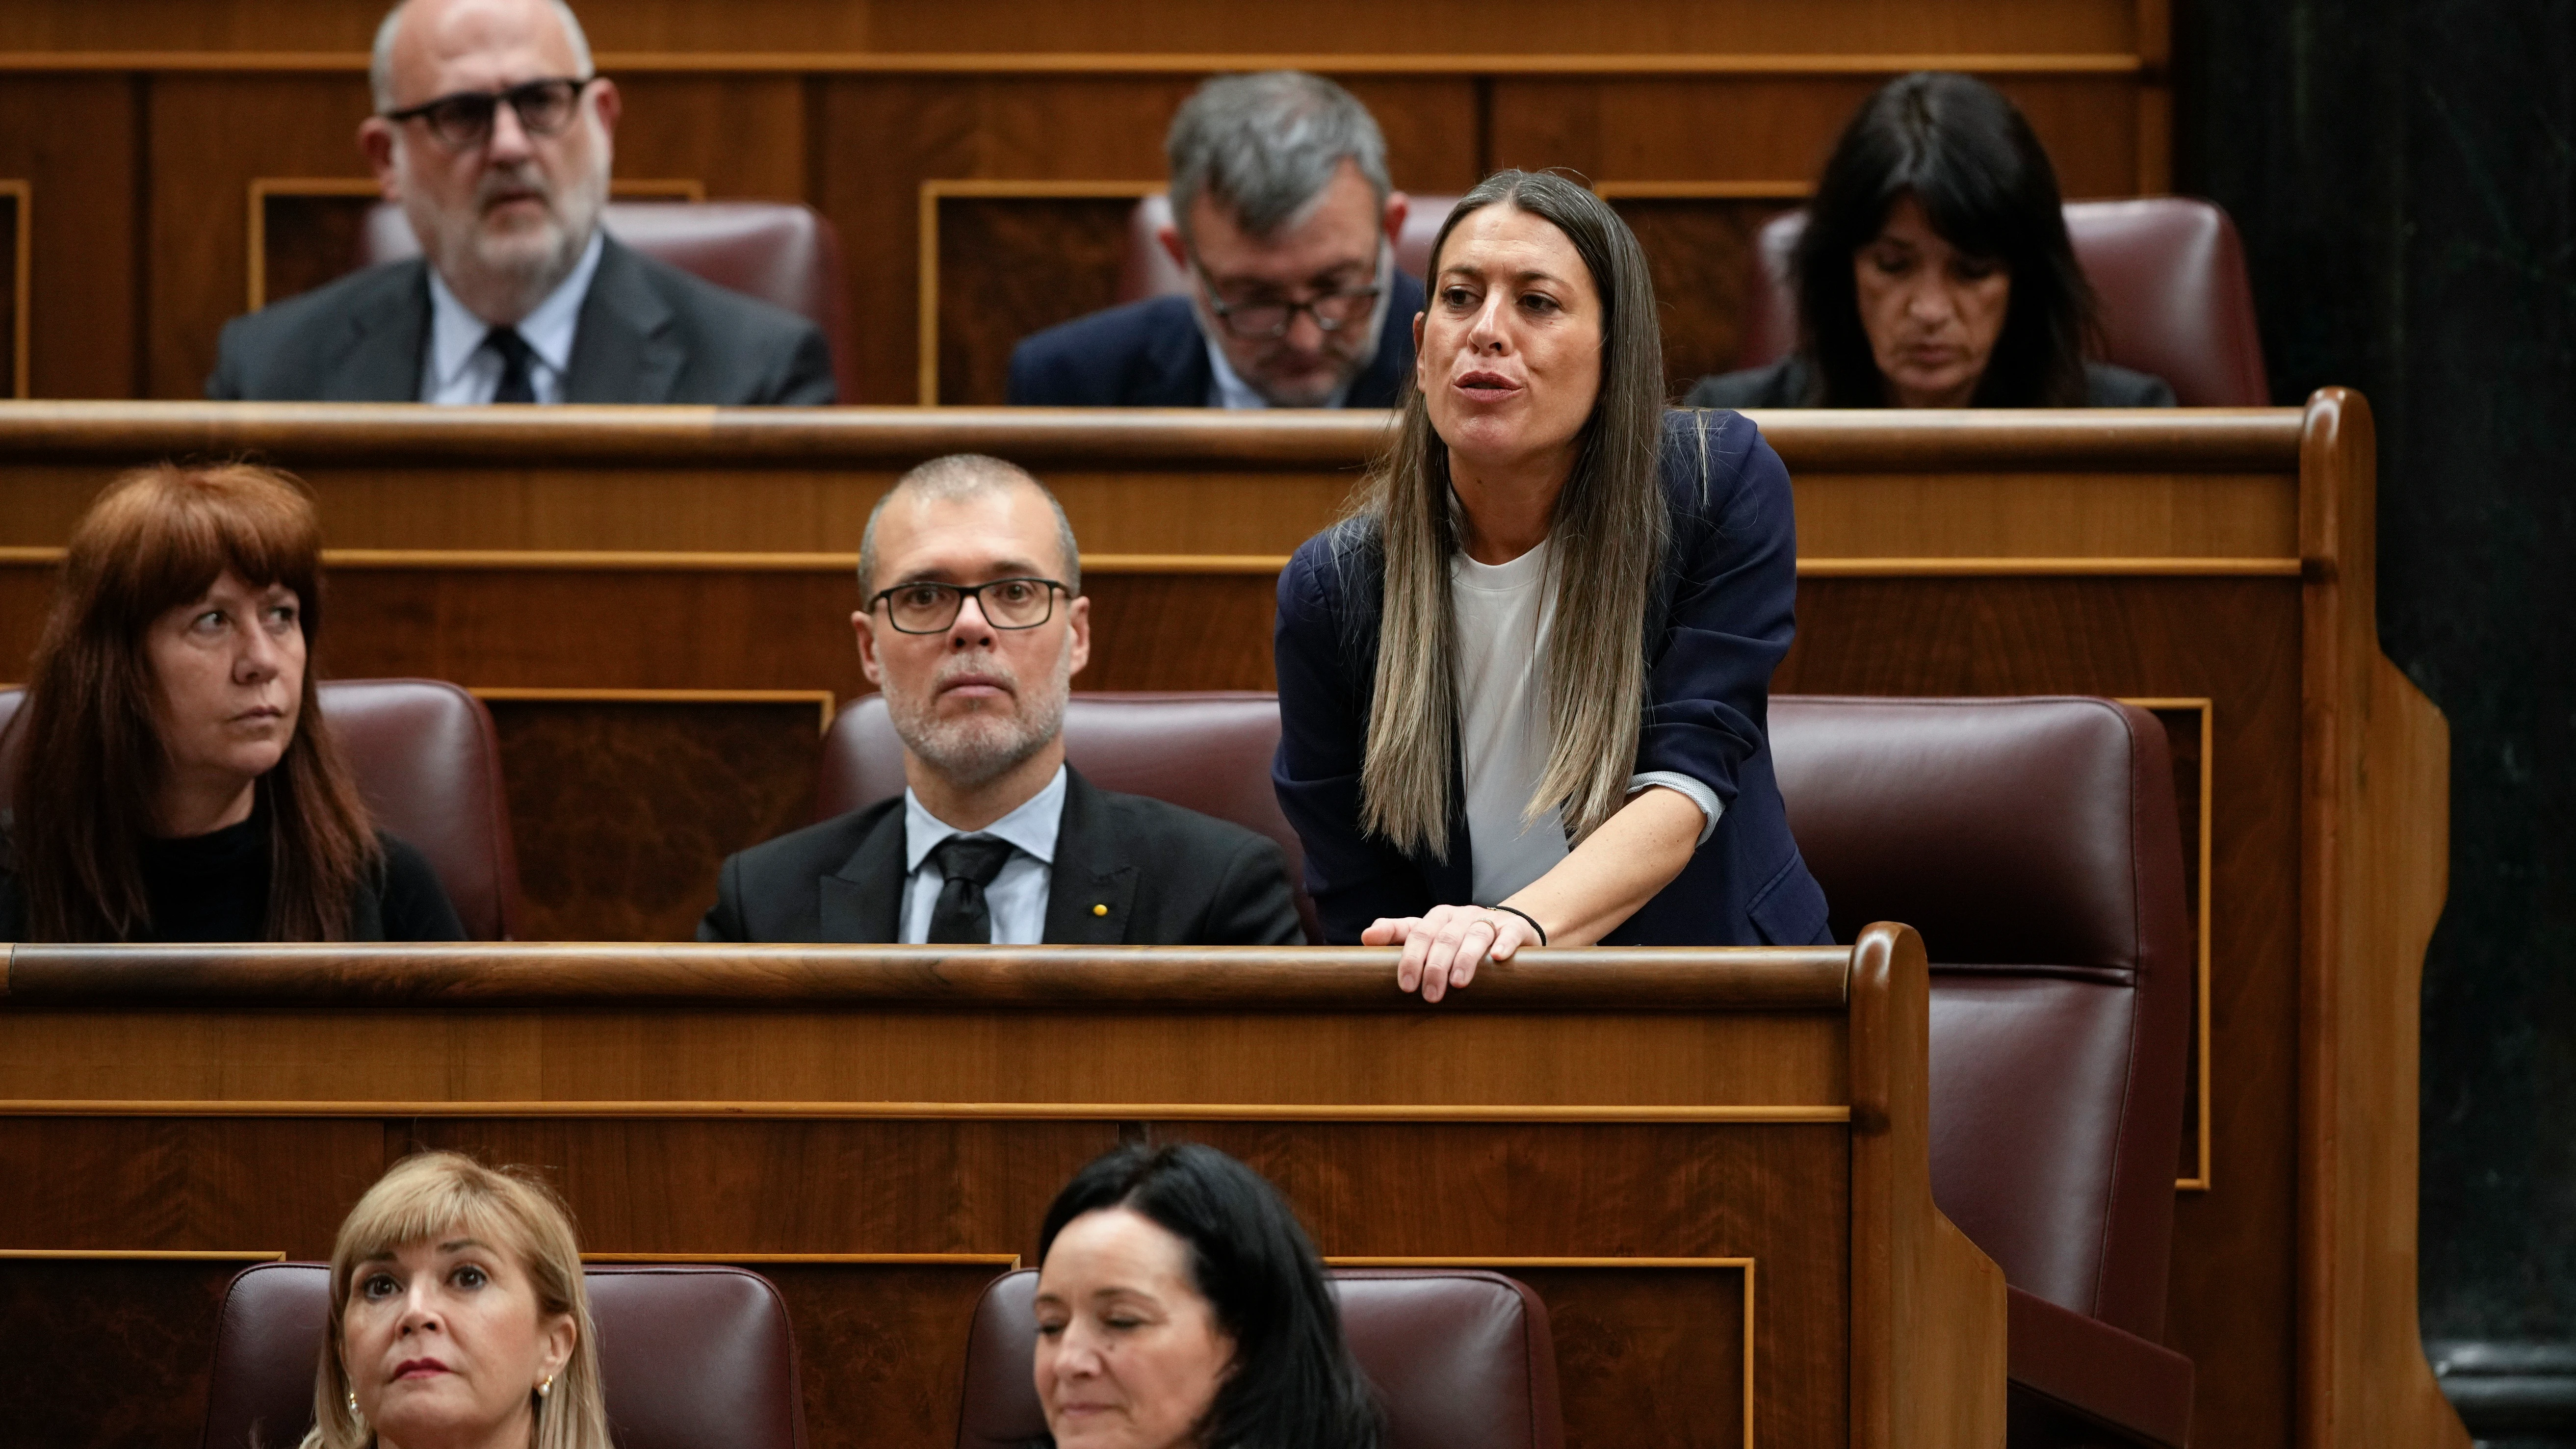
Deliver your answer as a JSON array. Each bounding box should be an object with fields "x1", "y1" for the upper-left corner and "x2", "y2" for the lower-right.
[
  {"x1": 696, "y1": 766, "x2": 1305, "y2": 946},
  {"x1": 206, "y1": 235, "x2": 836, "y2": 404}
]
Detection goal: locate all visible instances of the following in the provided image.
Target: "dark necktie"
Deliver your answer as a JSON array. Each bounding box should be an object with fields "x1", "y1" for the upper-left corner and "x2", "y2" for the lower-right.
[
  {"x1": 484, "y1": 326, "x2": 537, "y2": 404},
  {"x1": 926, "y1": 836, "x2": 1018, "y2": 944}
]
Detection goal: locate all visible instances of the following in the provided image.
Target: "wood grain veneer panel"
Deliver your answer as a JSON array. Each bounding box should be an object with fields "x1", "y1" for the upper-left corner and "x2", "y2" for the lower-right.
[
  {"x1": 0, "y1": 0, "x2": 2140, "y2": 55},
  {"x1": 1493, "y1": 75, "x2": 2139, "y2": 197},
  {"x1": 145, "y1": 73, "x2": 372, "y2": 399},
  {"x1": 1792, "y1": 471, "x2": 2298, "y2": 559},
  {"x1": 487, "y1": 697, "x2": 820, "y2": 941},
  {"x1": 0, "y1": 77, "x2": 133, "y2": 398},
  {"x1": 0, "y1": 1259, "x2": 245, "y2": 1448},
  {"x1": 1780, "y1": 575, "x2": 2304, "y2": 1449},
  {"x1": 0, "y1": 1008, "x2": 1849, "y2": 1110},
  {"x1": 0, "y1": 1116, "x2": 384, "y2": 1248},
  {"x1": 933, "y1": 192, "x2": 1137, "y2": 404},
  {"x1": 1608, "y1": 196, "x2": 1797, "y2": 392}
]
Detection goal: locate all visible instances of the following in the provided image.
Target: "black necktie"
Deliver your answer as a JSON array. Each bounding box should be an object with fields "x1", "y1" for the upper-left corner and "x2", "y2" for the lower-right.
[
  {"x1": 926, "y1": 836, "x2": 1018, "y2": 944},
  {"x1": 484, "y1": 326, "x2": 537, "y2": 404}
]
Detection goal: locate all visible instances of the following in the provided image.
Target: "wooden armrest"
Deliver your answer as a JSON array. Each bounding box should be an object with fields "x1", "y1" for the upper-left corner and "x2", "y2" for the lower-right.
[{"x1": 2007, "y1": 1285, "x2": 2195, "y2": 1449}]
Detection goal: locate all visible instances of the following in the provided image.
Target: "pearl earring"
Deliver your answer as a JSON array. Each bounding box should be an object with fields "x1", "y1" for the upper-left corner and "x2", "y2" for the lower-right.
[
  {"x1": 345, "y1": 1389, "x2": 360, "y2": 1416},
  {"x1": 538, "y1": 1374, "x2": 554, "y2": 1399}
]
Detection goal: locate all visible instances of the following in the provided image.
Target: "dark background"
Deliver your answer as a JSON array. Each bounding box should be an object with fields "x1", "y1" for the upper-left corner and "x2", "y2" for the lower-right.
[{"x1": 2175, "y1": 1, "x2": 2576, "y2": 1440}]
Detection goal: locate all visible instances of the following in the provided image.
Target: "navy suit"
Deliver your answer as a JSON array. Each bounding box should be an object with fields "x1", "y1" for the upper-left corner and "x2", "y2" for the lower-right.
[
  {"x1": 1006, "y1": 273, "x2": 1425, "y2": 407},
  {"x1": 1271, "y1": 408, "x2": 1832, "y2": 947}
]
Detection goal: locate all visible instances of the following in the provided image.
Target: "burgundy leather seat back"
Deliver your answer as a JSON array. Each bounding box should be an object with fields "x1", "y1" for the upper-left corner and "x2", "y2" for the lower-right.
[
  {"x1": 361, "y1": 200, "x2": 857, "y2": 402},
  {"x1": 816, "y1": 691, "x2": 1318, "y2": 942},
  {"x1": 1116, "y1": 193, "x2": 1465, "y2": 304},
  {"x1": 1735, "y1": 197, "x2": 2270, "y2": 405},
  {"x1": 0, "y1": 679, "x2": 519, "y2": 940},
  {"x1": 201, "y1": 1262, "x2": 805, "y2": 1449},
  {"x1": 1770, "y1": 696, "x2": 2193, "y2": 1341},
  {"x1": 958, "y1": 1267, "x2": 1563, "y2": 1449}
]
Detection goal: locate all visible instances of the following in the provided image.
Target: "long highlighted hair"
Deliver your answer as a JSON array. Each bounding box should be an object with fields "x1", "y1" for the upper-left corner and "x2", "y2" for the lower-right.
[{"x1": 1339, "y1": 170, "x2": 1673, "y2": 856}]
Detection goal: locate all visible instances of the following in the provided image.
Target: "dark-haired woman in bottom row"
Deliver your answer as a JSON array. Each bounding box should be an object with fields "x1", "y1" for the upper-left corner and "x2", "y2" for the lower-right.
[
  {"x1": 0, "y1": 464, "x2": 462, "y2": 942},
  {"x1": 1688, "y1": 70, "x2": 2175, "y2": 410},
  {"x1": 1034, "y1": 1143, "x2": 1382, "y2": 1449}
]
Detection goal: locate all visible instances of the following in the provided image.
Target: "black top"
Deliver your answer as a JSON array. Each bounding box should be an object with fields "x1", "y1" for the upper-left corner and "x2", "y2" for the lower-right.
[
  {"x1": 1683, "y1": 355, "x2": 2177, "y2": 409},
  {"x1": 0, "y1": 806, "x2": 467, "y2": 943}
]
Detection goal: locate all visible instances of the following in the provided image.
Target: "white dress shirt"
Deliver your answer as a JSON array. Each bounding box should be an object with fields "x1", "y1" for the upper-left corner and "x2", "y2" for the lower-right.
[
  {"x1": 897, "y1": 765, "x2": 1067, "y2": 945},
  {"x1": 1450, "y1": 535, "x2": 1723, "y2": 907},
  {"x1": 419, "y1": 229, "x2": 605, "y2": 405}
]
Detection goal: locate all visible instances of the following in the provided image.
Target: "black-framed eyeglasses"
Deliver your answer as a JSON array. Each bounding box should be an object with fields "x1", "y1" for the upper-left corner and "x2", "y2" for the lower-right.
[
  {"x1": 867, "y1": 577, "x2": 1068, "y2": 634},
  {"x1": 1192, "y1": 260, "x2": 1383, "y2": 341},
  {"x1": 382, "y1": 76, "x2": 596, "y2": 151}
]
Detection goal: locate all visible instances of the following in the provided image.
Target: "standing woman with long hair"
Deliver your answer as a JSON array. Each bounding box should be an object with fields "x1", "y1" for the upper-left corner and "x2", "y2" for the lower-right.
[
  {"x1": 0, "y1": 463, "x2": 462, "y2": 941},
  {"x1": 1273, "y1": 170, "x2": 1829, "y2": 999}
]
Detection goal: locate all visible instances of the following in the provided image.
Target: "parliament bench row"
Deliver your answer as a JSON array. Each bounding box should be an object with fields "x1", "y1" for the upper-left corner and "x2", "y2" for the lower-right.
[
  {"x1": 309, "y1": 191, "x2": 2269, "y2": 408},
  {"x1": 208, "y1": 1261, "x2": 1561, "y2": 1449},
  {"x1": 0, "y1": 679, "x2": 2199, "y2": 1447}
]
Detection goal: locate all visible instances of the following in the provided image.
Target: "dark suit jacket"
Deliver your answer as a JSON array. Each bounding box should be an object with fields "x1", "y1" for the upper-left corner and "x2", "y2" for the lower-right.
[
  {"x1": 1272, "y1": 408, "x2": 1833, "y2": 948},
  {"x1": 1006, "y1": 273, "x2": 1425, "y2": 408},
  {"x1": 206, "y1": 235, "x2": 837, "y2": 404},
  {"x1": 1683, "y1": 355, "x2": 2176, "y2": 409},
  {"x1": 696, "y1": 766, "x2": 1304, "y2": 945}
]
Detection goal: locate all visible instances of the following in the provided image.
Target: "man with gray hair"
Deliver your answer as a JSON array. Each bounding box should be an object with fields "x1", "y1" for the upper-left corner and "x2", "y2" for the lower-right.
[
  {"x1": 700, "y1": 454, "x2": 1303, "y2": 946},
  {"x1": 209, "y1": 0, "x2": 833, "y2": 404},
  {"x1": 1008, "y1": 71, "x2": 1422, "y2": 409}
]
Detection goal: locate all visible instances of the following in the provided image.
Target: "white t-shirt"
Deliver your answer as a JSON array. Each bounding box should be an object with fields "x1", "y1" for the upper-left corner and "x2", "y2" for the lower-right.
[
  {"x1": 1449, "y1": 536, "x2": 1725, "y2": 908},
  {"x1": 1451, "y1": 539, "x2": 1572, "y2": 906}
]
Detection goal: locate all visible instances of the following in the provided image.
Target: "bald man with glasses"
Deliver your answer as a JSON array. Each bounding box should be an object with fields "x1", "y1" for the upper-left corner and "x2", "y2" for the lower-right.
[
  {"x1": 699, "y1": 455, "x2": 1305, "y2": 947},
  {"x1": 208, "y1": 0, "x2": 833, "y2": 405}
]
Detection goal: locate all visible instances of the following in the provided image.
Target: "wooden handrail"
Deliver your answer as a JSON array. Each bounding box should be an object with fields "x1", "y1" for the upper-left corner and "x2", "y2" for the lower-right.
[
  {"x1": 0, "y1": 401, "x2": 2304, "y2": 471},
  {"x1": 0, "y1": 942, "x2": 1850, "y2": 1010}
]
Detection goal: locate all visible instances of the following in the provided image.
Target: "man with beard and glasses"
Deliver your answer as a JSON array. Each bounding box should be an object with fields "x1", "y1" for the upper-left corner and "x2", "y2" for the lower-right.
[
  {"x1": 698, "y1": 455, "x2": 1304, "y2": 946},
  {"x1": 207, "y1": 0, "x2": 834, "y2": 405},
  {"x1": 1007, "y1": 71, "x2": 1422, "y2": 410}
]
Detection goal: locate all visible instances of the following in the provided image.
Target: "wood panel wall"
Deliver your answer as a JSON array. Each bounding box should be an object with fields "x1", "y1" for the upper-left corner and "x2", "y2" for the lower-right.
[
  {"x1": 0, "y1": 397, "x2": 2462, "y2": 1449},
  {"x1": 0, "y1": 0, "x2": 2168, "y2": 401},
  {"x1": 0, "y1": 942, "x2": 1989, "y2": 1449}
]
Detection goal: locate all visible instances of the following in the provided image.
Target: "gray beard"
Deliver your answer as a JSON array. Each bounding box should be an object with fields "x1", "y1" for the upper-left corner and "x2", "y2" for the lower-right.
[{"x1": 886, "y1": 676, "x2": 1067, "y2": 790}]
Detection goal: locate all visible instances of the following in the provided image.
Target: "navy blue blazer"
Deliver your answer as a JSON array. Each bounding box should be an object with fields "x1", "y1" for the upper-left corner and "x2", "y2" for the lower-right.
[
  {"x1": 1006, "y1": 273, "x2": 1425, "y2": 408},
  {"x1": 1271, "y1": 409, "x2": 1832, "y2": 947}
]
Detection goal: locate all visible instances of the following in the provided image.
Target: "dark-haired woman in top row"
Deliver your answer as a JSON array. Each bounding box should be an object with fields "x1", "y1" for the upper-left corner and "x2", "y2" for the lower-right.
[{"x1": 1689, "y1": 70, "x2": 2175, "y2": 410}]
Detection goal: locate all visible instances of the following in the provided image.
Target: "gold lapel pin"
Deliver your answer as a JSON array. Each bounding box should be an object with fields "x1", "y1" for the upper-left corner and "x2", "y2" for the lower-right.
[{"x1": 1093, "y1": 904, "x2": 1109, "y2": 916}]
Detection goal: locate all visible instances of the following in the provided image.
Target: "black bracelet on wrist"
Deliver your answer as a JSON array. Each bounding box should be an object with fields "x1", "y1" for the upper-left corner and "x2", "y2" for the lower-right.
[{"x1": 1492, "y1": 904, "x2": 1548, "y2": 947}]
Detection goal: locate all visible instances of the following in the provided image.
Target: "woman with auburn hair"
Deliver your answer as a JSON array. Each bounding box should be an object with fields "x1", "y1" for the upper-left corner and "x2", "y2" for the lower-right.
[
  {"x1": 302, "y1": 1152, "x2": 609, "y2": 1449},
  {"x1": 0, "y1": 463, "x2": 462, "y2": 941},
  {"x1": 1687, "y1": 71, "x2": 2174, "y2": 410},
  {"x1": 1273, "y1": 170, "x2": 1829, "y2": 999}
]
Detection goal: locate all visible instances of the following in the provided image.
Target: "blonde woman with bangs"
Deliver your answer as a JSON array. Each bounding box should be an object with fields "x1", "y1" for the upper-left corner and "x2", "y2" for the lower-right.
[
  {"x1": 1273, "y1": 170, "x2": 1832, "y2": 998},
  {"x1": 303, "y1": 1152, "x2": 609, "y2": 1449},
  {"x1": 0, "y1": 463, "x2": 461, "y2": 942}
]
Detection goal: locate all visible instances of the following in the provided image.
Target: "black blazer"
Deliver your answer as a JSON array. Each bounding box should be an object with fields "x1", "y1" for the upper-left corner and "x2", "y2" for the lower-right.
[
  {"x1": 206, "y1": 235, "x2": 837, "y2": 404},
  {"x1": 1005, "y1": 273, "x2": 1425, "y2": 408},
  {"x1": 1684, "y1": 355, "x2": 2176, "y2": 409},
  {"x1": 1272, "y1": 409, "x2": 1832, "y2": 948},
  {"x1": 697, "y1": 766, "x2": 1305, "y2": 946}
]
